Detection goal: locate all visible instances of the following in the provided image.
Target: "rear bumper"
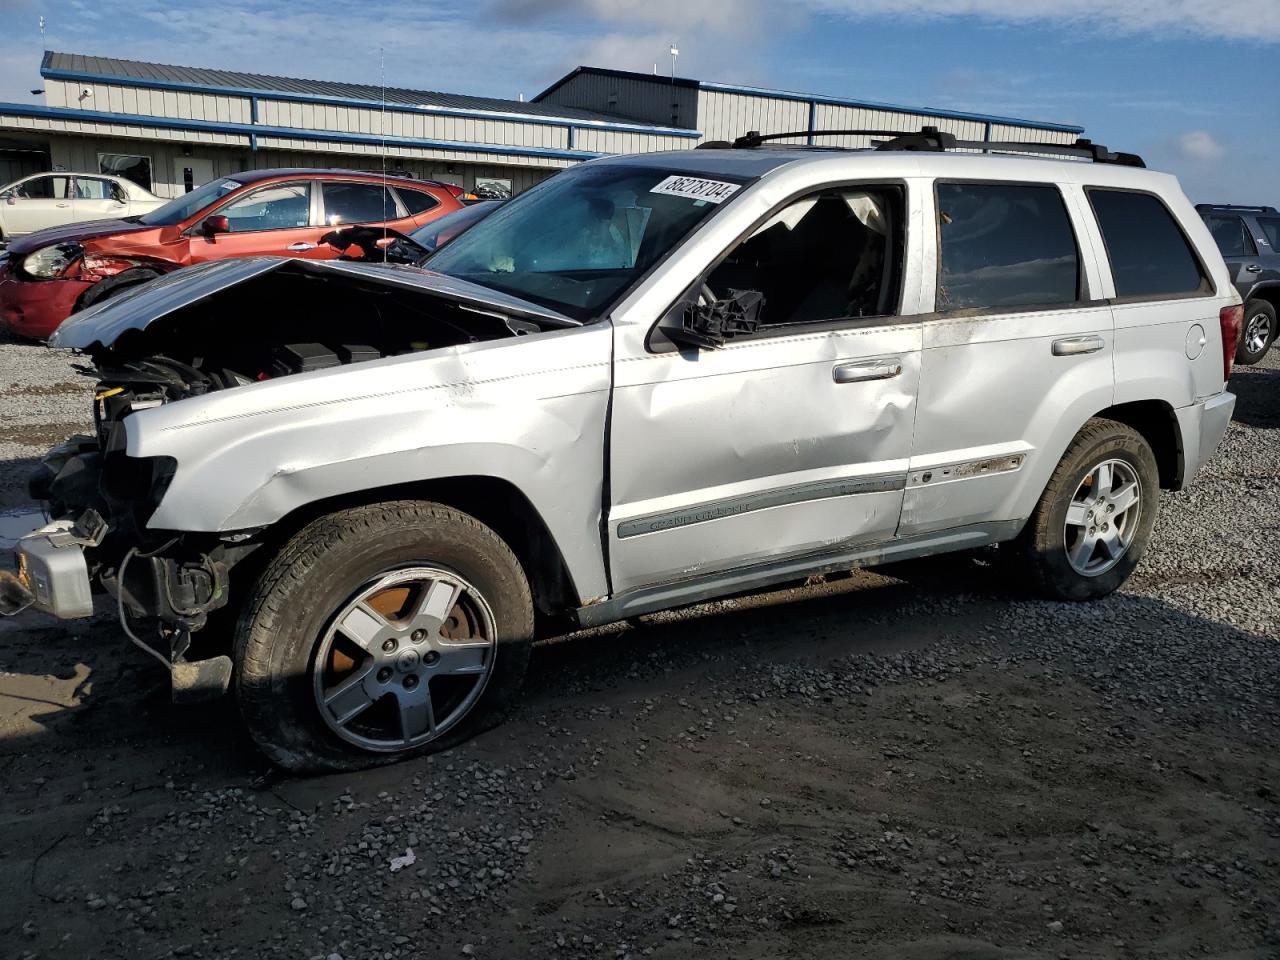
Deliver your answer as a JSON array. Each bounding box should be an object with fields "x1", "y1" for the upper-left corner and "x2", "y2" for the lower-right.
[
  {"x1": 0, "y1": 263, "x2": 93, "y2": 340},
  {"x1": 1175, "y1": 391, "x2": 1236, "y2": 488}
]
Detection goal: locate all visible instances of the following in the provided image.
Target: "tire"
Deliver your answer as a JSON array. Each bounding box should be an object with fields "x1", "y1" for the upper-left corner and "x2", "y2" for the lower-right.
[
  {"x1": 78, "y1": 269, "x2": 161, "y2": 310},
  {"x1": 1236, "y1": 299, "x2": 1276, "y2": 366},
  {"x1": 1014, "y1": 419, "x2": 1160, "y2": 602},
  {"x1": 234, "y1": 501, "x2": 534, "y2": 772}
]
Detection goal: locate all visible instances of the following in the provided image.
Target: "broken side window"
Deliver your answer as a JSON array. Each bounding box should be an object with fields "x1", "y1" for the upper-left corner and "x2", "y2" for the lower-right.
[{"x1": 703, "y1": 186, "x2": 904, "y2": 328}]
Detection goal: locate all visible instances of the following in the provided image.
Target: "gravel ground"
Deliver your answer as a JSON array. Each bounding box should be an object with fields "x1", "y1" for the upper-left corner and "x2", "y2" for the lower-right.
[{"x1": 0, "y1": 337, "x2": 1277, "y2": 960}]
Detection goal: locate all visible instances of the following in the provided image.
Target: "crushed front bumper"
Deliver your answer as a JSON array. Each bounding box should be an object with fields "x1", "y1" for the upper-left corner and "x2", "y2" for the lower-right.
[{"x1": 0, "y1": 513, "x2": 105, "y2": 618}]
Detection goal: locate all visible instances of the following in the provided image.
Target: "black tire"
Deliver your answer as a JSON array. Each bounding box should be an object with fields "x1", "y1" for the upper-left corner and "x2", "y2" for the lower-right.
[
  {"x1": 1014, "y1": 418, "x2": 1160, "y2": 602},
  {"x1": 1236, "y1": 299, "x2": 1277, "y2": 366},
  {"x1": 78, "y1": 269, "x2": 161, "y2": 310},
  {"x1": 234, "y1": 501, "x2": 534, "y2": 772}
]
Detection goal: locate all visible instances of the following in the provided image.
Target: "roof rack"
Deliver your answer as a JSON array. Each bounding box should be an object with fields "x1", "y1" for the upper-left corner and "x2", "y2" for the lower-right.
[
  {"x1": 698, "y1": 125, "x2": 1145, "y2": 168},
  {"x1": 1195, "y1": 203, "x2": 1279, "y2": 215}
]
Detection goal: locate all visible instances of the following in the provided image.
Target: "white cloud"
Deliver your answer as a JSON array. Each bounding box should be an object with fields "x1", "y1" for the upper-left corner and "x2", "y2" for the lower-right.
[
  {"x1": 809, "y1": 0, "x2": 1280, "y2": 43},
  {"x1": 1176, "y1": 130, "x2": 1226, "y2": 162}
]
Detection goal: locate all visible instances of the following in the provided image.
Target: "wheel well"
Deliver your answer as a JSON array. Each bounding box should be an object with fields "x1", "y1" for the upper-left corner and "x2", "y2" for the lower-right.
[
  {"x1": 1246, "y1": 286, "x2": 1280, "y2": 315},
  {"x1": 245, "y1": 477, "x2": 581, "y2": 620},
  {"x1": 1096, "y1": 400, "x2": 1181, "y2": 489},
  {"x1": 76, "y1": 267, "x2": 163, "y2": 311}
]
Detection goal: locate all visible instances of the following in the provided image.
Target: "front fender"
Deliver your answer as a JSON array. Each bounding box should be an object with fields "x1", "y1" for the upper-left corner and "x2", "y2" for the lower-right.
[{"x1": 126, "y1": 325, "x2": 614, "y2": 601}]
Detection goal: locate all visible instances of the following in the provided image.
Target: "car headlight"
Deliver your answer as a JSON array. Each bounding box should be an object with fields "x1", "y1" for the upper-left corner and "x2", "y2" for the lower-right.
[{"x1": 22, "y1": 243, "x2": 83, "y2": 279}]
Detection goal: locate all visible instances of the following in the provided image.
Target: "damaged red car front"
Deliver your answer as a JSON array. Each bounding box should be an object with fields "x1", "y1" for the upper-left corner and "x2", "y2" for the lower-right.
[{"x1": 0, "y1": 169, "x2": 462, "y2": 340}]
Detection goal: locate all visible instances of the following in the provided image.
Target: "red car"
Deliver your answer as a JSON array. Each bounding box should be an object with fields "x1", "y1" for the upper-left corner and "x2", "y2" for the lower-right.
[{"x1": 0, "y1": 169, "x2": 463, "y2": 339}]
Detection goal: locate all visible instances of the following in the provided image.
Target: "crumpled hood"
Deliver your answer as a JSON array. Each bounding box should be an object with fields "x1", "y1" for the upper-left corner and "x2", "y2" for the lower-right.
[
  {"x1": 51, "y1": 256, "x2": 579, "y2": 349},
  {"x1": 6, "y1": 218, "x2": 151, "y2": 255}
]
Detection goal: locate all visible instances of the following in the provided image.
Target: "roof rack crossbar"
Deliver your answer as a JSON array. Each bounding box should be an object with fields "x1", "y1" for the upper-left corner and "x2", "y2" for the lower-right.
[{"x1": 706, "y1": 125, "x2": 1144, "y2": 167}]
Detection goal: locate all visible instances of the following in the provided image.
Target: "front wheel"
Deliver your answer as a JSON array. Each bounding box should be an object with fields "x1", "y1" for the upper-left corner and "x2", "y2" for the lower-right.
[
  {"x1": 234, "y1": 501, "x2": 534, "y2": 772},
  {"x1": 1236, "y1": 299, "x2": 1276, "y2": 366},
  {"x1": 1015, "y1": 419, "x2": 1160, "y2": 601}
]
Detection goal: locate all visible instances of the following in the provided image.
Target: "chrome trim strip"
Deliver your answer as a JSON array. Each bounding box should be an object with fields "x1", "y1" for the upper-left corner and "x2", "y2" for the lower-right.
[
  {"x1": 907, "y1": 454, "x2": 1025, "y2": 489},
  {"x1": 616, "y1": 473, "x2": 907, "y2": 540}
]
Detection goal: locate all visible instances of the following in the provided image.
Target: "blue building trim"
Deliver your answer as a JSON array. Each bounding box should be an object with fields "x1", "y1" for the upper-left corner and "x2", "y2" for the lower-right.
[
  {"x1": 698, "y1": 80, "x2": 1084, "y2": 134},
  {"x1": 41, "y1": 65, "x2": 702, "y2": 140},
  {"x1": 0, "y1": 102, "x2": 605, "y2": 162}
]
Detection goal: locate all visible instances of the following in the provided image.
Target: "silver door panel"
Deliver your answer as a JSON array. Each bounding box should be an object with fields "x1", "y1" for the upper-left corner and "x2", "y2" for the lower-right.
[
  {"x1": 903, "y1": 308, "x2": 1114, "y2": 536},
  {"x1": 608, "y1": 324, "x2": 921, "y2": 593}
]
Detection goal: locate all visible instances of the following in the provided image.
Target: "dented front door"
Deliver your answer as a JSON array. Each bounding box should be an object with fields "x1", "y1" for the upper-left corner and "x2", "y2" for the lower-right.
[{"x1": 606, "y1": 323, "x2": 922, "y2": 594}]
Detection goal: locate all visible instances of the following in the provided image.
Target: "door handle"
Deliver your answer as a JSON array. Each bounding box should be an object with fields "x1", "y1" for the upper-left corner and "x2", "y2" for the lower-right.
[
  {"x1": 832, "y1": 359, "x2": 902, "y2": 383},
  {"x1": 286, "y1": 242, "x2": 317, "y2": 252},
  {"x1": 1052, "y1": 335, "x2": 1105, "y2": 357},
  {"x1": 55, "y1": 202, "x2": 70, "y2": 208},
  {"x1": 1245, "y1": 264, "x2": 1263, "y2": 273}
]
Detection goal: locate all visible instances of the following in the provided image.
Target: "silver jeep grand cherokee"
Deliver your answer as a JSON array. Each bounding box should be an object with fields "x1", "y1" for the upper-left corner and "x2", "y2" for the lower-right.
[{"x1": 2, "y1": 130, "x2": 1241, "y2": 771}]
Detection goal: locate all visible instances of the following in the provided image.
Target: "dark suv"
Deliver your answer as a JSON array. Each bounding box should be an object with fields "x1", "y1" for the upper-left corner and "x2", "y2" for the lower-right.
[{"x1": 1198, "y1": 203, "x2": 1280, "y2": 364}]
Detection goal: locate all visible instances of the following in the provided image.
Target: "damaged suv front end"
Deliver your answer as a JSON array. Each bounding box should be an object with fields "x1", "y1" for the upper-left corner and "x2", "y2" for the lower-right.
[{"x1": 2, "y1": 251, "x2": 601, "y2": 701}]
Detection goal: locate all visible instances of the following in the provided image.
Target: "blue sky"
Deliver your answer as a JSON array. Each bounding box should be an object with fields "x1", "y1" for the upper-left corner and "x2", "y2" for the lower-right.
[{"x1": 0, "y1": 0, "x2": 1275, "y2": 206}]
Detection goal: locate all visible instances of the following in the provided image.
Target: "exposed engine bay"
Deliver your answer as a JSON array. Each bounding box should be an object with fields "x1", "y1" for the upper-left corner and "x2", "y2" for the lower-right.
[{"x1": 23, "y1": 260, "x2": 568, "y2": 697}]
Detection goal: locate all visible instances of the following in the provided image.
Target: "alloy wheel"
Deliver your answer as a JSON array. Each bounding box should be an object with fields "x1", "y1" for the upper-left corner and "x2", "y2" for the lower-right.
[
  {"x1": 1244, "y1": 310, "x2": 1272, "y2": 357},
  {"x1": 312, "y1": 567, "x2": 497, "y2": 752},
  {"x1": 1063, "y1": 459, "x2": 1141, "y2": 577}
]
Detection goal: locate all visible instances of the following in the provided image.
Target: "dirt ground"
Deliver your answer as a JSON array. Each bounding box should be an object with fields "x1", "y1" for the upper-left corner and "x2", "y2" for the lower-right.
[{"x1": 1, "y1": 343, "x2": 1278, "y2": 960}]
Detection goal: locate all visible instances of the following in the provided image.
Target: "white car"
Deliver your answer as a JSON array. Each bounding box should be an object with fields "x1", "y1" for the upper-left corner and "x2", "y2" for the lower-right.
[{"x1": 0, "y1": 172, "x2": 165, "y2": 241}]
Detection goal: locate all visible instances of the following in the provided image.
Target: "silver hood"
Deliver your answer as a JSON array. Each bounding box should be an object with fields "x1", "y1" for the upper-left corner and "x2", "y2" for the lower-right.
[{"x1": 51, "y1": 256, "x2": 579, "y2": 349}]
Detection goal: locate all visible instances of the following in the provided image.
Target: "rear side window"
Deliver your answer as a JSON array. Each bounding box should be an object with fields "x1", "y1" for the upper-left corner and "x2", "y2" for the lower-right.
[
  {"x1": 396, "y1": 187, "x2": 439, "y2": 216},
  {"x1": 322, "y1": 182, "x2": 398, "y2": 225},
  {"x1": 1203, "y1": 214, "x2": 1256, "y2": 257},
  {"x1": 1259, "y1": 218, "x2": 1280, "y2": 251},
  {"x1": 1088, "y1": 189, "x2": 1208, "y2": 299},
  {"x1": 936, "y1": 182, "x2": 1079, "y2": 311}
]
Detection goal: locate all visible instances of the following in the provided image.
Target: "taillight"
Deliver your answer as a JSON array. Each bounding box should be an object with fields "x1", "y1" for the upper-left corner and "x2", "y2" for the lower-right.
[{"x1": 1219, "y1": 304, "x2": 1243, "y2": 381}]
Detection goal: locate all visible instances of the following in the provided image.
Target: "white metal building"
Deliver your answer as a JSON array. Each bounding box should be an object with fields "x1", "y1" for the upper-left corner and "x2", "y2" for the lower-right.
[{"x1": 0, "y1": 53, "x2": 1084, "y2": 199}]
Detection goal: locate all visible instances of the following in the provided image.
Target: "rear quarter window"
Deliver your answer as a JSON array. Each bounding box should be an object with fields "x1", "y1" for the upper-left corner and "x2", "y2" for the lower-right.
[
  {"x1": 1087, "y1": 189, "x2": 1209, "y2": 299},
  {"x1": 396, "y1": 187, "x2": 440, "y2": 216}
]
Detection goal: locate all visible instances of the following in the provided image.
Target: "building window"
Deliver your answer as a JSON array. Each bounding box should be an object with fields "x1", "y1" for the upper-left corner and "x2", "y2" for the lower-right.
[
  {"x1": 99, "y1": 153, "x2": 153, "y2": 192},
  {"x1": 474, "y1": 177, "x2": 512, "y2": 200}
]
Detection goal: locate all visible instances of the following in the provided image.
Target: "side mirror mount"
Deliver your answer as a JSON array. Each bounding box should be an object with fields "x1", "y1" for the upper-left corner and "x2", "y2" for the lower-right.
[
  {"x1": 664, "y1": 288, "x2": 764, "y2": 350},
  {"x1": 4, "y1": 193, "x2": 16, "y2": 205},
  {"x1": 200, "y1": 214, "x2": 230, "y2": 237}
]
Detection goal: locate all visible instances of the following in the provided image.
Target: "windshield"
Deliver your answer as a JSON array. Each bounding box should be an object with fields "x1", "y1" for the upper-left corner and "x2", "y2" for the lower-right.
[
  {"x1": 426, "y1": 165, "x2": 746, "y2": 320},
  {"x1": 410, "y1": 201, "x2": 501, "y2": 256},
  {"x1": 137, "y1": 177, "x2": 243, "y2": 226}
]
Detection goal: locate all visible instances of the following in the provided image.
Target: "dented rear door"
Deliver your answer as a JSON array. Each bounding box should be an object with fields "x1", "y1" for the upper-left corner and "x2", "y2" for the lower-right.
[{"x1": 901, "y1": 177, "x2": 1115, "y2": 537}]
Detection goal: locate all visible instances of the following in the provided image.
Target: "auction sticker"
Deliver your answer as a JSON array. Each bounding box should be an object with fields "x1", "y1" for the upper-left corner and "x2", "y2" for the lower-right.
[{"x1": 650, "y1": 175, "x2": 740, "y2": 204}]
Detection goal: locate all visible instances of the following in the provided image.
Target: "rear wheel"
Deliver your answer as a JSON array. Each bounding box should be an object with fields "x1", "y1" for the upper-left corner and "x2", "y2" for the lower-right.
[
  {"x1": 1015, "y1": 419, "x2": 1159, "y2": 601},
  {"x1": 234, "y1": 501, "x2": 534, "y2": 772},
  {"x1": 1236, "y1": 299, "x2": 1276, "y2": 365}
]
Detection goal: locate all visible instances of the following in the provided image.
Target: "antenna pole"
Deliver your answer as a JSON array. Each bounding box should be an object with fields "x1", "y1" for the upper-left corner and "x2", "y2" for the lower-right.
[{"x1": 380, "y1": 47, "x2": 388, "y2": 263}]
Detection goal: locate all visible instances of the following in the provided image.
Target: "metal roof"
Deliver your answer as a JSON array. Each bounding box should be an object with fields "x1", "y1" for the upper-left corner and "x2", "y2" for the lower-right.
[
  {"x1": 40, "y1": 51, "x2": 656, "y2": 128},
  {"x1": 536, "y1": 66, "x2": 1085, "y2": 135}
]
